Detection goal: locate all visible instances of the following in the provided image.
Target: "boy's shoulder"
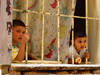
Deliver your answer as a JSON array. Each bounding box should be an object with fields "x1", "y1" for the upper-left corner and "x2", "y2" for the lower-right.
[
  {"x1": 69, "y1": 45, "x2": 75, "y2": 52},
  {"x1": 17, "y1": 42, "x2": 20, "y2": 47},
  {"x1": 12, "y1": 42, "x2": 20, "y2": 48},
  {"x1": 69, "y1": 45, "x2": 73, "y2": 50}
]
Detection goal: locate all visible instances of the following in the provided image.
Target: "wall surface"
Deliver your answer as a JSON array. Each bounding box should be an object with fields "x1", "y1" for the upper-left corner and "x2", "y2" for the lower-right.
[
  {"x1": 88, "y1": 0, "x2": 100, "y2": 64},
  {"x1": 0, "y1": 0, "x2": 13, "y2": 64}
]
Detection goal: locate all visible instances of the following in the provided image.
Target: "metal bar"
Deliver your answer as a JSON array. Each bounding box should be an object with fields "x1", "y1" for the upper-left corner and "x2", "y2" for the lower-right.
[
  {"x1": 72, "y1": 0, "x2": 75, "y2": 65},
  {"x1": 41, "y1": 0, "x2": 45, "y2": 63},
  {"x1": 25, "y1": 0, "x2": 28, "y2": 62},
  {"x1": 12, "y1": 60, "x2": 62, "y2": 64},
  {"x1": 0, "y1": 65, "x2": 2, "y2": 75},
  {"x1": 97, "y1": 0, "x2": 100, "y2": 65},
  {"x1": 85, "y1": 0, "x2": 88, "y2": 64},
  {"x1": 57, "y1": 0, "x2": 60, "y2": 63},
  {"x1": 13, "y1": 9, "x2": 99, "y2": 20}
]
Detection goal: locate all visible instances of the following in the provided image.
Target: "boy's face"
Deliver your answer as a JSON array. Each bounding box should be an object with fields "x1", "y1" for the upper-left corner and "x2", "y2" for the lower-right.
[
  {"x1": 74, "y1": 37, "x2": 87, "y2": 52},
  {"x1": 12, "y1": 26, "x2": 25, "y2": 44}
]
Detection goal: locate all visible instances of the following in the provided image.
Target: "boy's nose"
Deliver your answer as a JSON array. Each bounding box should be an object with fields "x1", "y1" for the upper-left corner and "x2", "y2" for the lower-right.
[
  {"x1": 81, "y1": 42, "x2": 85, "y2": 46},
  {"x1": 20, "y1": 32, "x2": 23, "y2": 35}
]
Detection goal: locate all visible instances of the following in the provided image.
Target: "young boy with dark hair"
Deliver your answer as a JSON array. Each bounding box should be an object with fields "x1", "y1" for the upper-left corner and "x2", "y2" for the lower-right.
[
  {"x1": 68, "y1": 31, "x2": 90, "y2": 64},
  {"x1": 12, "y1": 19, "x2": 29, "y2": 62}
]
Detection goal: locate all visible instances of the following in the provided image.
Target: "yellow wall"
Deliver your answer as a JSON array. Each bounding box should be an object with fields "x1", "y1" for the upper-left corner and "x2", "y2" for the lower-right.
[{"x1": 88, "y1": 0, "x2": 100, "y2": 64}]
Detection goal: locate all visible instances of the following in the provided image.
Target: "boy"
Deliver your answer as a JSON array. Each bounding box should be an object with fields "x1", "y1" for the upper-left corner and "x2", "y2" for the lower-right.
[
  {"x1": 12, "y1": 19, "x2": 29, "y2": 62},
  {"x1": 68, "y1": 31, "x2": 90, "y2": 64}
]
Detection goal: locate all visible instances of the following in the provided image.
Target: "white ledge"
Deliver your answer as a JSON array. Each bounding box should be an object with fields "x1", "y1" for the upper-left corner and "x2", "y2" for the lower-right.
[{"x1": 11, "y1": 64, "x2": 100, "y2": 67}]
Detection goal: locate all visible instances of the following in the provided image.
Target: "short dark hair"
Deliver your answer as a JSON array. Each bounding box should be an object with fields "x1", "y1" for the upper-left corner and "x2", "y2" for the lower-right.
[
  {"x1": 69, "y1": 31, "x2": 86, "y2": 46},
  {"x1": 74, "y1": 31, "x2": 86, "y2": 39},
  {"x1": 70, "y1": 31, "x2": 86, "y2": 40},
  {"x1": 13, "y1": 19, "x2": 25, "y2": 28}
]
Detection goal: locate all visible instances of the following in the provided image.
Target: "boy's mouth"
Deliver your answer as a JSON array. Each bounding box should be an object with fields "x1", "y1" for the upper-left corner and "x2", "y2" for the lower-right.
[
  {"x1": 19, "y1": 38, "x2": 22, "y2": 40},
  {"x1": 80, "y1": 47, "x2": 84, "y2": 48}
]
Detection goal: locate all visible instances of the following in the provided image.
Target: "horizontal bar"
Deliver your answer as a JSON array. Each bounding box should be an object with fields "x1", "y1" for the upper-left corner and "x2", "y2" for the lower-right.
[
  {"x1": 13, "y1": 9, "x2": 99, "y2": 20},
  {"x1": 13, "y1": 9, "x2": 23, "y2": 12},
  {"x1": 12, "y1": 60, "x2": 62, "y2": 64}
]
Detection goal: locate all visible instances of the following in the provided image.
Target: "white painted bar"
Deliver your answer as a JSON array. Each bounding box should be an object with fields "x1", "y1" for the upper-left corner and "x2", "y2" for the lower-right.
[
  {"x1": 71, "y1": 0, "x2": 75, "y2": 64},
  {"x1": 41, "y1": 0, "x2": 45, "y2": 62},
  {"x1": 25, "y1": 0, "x2": 29, "y2": 62},
  {"x1": 0, "y1": 69, "x2": 1, "y2": 75},
  {"x1": 57, "y1": 0, "x2": 60, "y2": 63},
  {"x1": 0, "y1": 65, "x2": 2, "y2": 75},
  {"x1": 13, "y1": 9, "x2": 99, "y2": 20},
  {"x1": 85, "y1": 0, "x2": 88, "y2": 64}
]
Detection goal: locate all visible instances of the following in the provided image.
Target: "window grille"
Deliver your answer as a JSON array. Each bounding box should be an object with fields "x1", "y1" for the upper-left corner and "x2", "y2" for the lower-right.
[
  {"x1": 12, "y1": 0, "x2": 100, "y2": 65},
  {"x1": 0, "y1": 66, "x2": 1, "y2": 75}
]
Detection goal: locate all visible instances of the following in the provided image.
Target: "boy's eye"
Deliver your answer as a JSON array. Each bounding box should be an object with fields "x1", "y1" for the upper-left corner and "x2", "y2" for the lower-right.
[
  {"x1": 17, "y1": 30, "x2": 20, "y2": 32},
  {"x1": 84, "y1": 40, "x2": 86, "y2": 43},
  {"x1": 78, "y1": 40, "x2": 82, "y2": 43},
  {"x1": 22, "y1": 32, "x2": 25, "y2": 34}
]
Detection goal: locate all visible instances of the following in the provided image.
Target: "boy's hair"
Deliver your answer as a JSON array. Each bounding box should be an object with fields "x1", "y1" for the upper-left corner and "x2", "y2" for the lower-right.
[
  {"x1": 70, "y1": 31, "x2": 86, "y2": 40},
  {"x1": 13, "y1": 19, "x2": 25, "y2": 28},
  {"x1": 74, "y1": 31, "x2": 86, "y2": 39},
  {"x1": 69, "y1": 31, "x2": 86, "y2": 46}
]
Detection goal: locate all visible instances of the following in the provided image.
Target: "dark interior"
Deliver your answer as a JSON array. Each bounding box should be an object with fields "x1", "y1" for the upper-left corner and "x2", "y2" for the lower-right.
[{"x1": 74, "y1": 0, "x2": 85, "y2": 32}]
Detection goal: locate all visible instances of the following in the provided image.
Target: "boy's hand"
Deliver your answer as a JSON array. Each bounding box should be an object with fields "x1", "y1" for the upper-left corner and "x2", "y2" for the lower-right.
[
  {"x1": 75, "y1": 57, "x2": 81, "y2": 64},
  {"x1": 85, "y1": 51, "x2": 90, "y2": 59},
  {"x1": 22, "y1": 32, "x2": 29, "y2": 43}
]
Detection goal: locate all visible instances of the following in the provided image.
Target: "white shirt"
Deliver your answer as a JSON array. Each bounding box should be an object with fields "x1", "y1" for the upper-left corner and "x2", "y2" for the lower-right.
[{"x1": 69, "y1": 45, "x2": 86, "y2": 59}]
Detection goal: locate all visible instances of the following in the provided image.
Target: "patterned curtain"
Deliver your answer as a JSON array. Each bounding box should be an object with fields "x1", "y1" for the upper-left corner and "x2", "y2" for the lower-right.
[{"x1": 13, "y1": 0, "x2": 77, "y2": 63}]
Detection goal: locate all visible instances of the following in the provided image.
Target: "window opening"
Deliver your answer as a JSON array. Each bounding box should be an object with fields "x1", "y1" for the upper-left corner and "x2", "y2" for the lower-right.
[{"x1": 12, "y1": 0, "x2": 100, "y2": 65}]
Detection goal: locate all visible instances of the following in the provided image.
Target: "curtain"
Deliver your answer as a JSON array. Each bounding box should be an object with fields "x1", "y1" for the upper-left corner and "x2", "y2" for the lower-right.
[{"x1": 13, "y1": 0, "x2": 77, "y2": 63}]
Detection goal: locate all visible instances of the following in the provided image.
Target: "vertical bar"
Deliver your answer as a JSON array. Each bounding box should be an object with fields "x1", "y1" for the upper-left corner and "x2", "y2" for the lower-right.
[
  {"x1": 72, "y1": 0, "x2": 75, "y2": 64},
  {"x1": 0, "y1": 65, "x2": 2, "y2": 75},
  {"x1": 25, "y1": 0, "x2": 28, "y2": 62},
  {"x1": 57, "y1": 0, "x2": 60, "y2": 63},
  {"x1": 99, "y1": 0, "x2": 100, "y2": 64},
  {"x1": 41, "y1": 0, "x2": 44, "y2": 62},
  {"x1": 85, "y1": 0, "x2": 88, "y2": 64}
]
